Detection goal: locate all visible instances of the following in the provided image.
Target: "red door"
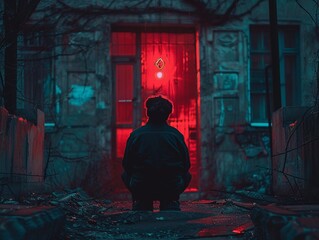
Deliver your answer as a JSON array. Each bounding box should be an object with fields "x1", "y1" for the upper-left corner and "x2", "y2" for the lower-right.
[{"x1": 112, "y1": 30, "x2": 198, "y2": 192}]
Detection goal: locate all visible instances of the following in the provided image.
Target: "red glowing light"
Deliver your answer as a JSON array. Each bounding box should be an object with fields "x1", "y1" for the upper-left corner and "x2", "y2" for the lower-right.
[
  {"x1": 232, "y1": 226, "x2": 245, "y2": 234},
  {"x1": 18, "y1": 117, "x2": 25, "y2": 122},
  {"x1": 141, "y1": 32, "x2": 198, "y2": 190},
  {"x1": 289, "y1": 120, "x2": 297, "y2": 128},
  {"x1": 111, "y1": 31, "x2": 199, "y2": 192},
  {"x1": 156, "y1": 71, "x2": 163, "y2": 79}
]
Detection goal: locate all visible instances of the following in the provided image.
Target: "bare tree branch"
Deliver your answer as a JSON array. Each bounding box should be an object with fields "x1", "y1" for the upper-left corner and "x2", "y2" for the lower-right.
[
  {"x1": 235, "y1": 0, "x2": 266, "y2": 18},
  {"x1": 295, "y1": 0, "x2": 317, "y2": 25},
  {"x1": 43, "y1": 0, "x2": 266, "y2": 27}
]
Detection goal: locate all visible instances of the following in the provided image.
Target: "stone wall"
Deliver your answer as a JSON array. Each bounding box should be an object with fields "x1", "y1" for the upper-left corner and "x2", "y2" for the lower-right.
[
  {"x1": 198, "y1": 20, "x2": 272, "y2": 196},
  {"x1": 43, "y1": 27, "x2": 114, "y2": 196},
  {"x1": 13, "y1": 0, "x2": 319, "y2": 197}
]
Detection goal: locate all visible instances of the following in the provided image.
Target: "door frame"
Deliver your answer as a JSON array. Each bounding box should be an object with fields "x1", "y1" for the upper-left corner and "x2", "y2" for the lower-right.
[
  {"x1": 111, "y1": 57, "x2": 141, "y2": 190},
  {"x1": 110, "y1": 26, "x2": 200, "y2": 192}
]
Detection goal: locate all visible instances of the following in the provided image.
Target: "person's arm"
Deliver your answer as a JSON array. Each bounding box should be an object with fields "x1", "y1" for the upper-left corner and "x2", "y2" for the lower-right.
[
  {"x1": 122, "y1": 134, "x2": 134, "y2": 174},
  {"x1": 179, "y1": 136, "x2": 191, "y2": 173}
]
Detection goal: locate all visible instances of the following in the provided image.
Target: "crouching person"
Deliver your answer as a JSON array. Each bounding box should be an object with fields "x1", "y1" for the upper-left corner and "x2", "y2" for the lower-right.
[{"x1": 121, "y1": 95, "x2": 191, "y2": 211}]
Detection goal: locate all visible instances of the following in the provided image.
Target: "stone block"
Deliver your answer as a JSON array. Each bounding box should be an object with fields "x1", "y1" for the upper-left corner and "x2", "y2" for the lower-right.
[
  {"x1": 251, "y1": 204, "x2": 319, "y2": 240},
  {"x1": 0, "y1": 204, "x2": 65, "y2": 240},
  {"x1": 281, "y1": 217, "x2": 319, "y2": 240}
]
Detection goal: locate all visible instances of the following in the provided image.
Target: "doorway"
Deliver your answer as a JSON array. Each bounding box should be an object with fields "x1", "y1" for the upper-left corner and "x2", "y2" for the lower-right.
[{"x1": 111, "y1": 28, "x2": 198, "y2": 191}]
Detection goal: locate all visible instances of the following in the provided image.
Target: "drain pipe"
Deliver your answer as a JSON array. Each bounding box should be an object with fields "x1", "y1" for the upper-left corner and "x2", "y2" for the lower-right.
[
  {"x1": 265, "y1": 65, "x2": 273, "y2": 195},
  {"x1": 269, "y1": 0, "x2": 281, "y2": 111}
]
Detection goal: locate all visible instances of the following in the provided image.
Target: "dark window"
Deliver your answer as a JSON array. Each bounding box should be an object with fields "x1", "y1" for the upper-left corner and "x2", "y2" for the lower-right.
[
  {"x1": 19, "y1": 27, "x2": 54, "y2": 123},
  {"x1": 250, "y1": 25, "x2": 300, "y2": 123},
  {"x1": 111, "y1": 32, "x2": 136, "y2": 56},
  {"x1": 115, "y1": 64, "x2": 134, "y2": 125}
]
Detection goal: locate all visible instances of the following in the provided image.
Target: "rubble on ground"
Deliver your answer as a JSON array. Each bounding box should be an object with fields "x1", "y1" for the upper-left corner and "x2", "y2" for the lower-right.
[{"x1": 1, "y1": 188, "x2": 318, "y2": 239}]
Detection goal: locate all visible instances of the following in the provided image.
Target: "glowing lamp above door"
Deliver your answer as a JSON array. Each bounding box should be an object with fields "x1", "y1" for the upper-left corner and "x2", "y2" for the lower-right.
[{"x1": 156, "y1": 71, "x2": 163, "y2": 79}]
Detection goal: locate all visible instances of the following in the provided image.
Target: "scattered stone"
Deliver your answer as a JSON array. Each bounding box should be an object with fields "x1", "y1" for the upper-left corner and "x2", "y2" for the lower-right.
[{"x1": 3, "y1": 200, "x2": 19, "y2": 205}]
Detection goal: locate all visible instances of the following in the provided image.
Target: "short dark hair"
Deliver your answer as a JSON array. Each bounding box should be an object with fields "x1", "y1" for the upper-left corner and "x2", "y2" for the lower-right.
[{"x1": 145, "y1": 96, "x2": 173, "y2": 123}]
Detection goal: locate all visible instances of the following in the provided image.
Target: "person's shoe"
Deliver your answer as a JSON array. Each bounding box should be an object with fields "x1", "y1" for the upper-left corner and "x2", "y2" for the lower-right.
[
  {"x1": 132, "y1": 200, "x2": 153, "y2": 211},
  {"x1": 160, "y1": 200, "x2": 181, "y2": 211}
]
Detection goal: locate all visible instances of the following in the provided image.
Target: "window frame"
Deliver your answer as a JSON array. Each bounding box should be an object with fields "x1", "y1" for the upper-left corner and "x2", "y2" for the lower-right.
[{"x1": 249, "y1": 25, "x2": 300, "y2": 125}]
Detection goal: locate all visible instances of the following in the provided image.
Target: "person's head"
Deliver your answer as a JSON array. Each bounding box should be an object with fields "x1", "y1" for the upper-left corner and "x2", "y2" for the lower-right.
[{"x1": 145, "y1": 95, "x2": 173, "y2": 123}]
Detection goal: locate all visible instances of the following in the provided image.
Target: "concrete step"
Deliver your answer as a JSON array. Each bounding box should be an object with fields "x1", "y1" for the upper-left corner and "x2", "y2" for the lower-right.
[
  {"x1": 0, "y1": 204, "x2": 64, "y2": 240},
  {"x1": 251, "y1": 204, "x2": 319, "y2": 240}
]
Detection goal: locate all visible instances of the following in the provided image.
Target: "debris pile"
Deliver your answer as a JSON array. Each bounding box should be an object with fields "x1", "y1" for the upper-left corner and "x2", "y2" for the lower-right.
[{"x1": 0, "y1": 189, "x2": 262, "y2": 239}]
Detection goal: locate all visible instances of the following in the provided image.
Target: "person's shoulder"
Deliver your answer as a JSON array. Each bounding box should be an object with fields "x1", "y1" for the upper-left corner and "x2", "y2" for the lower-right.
[
  {"x1": 165, "y1": 125, "x2": 184, "y2": 138},
  {"x1": 130, "y1": 125, "x2": 148, "y2": 136}
]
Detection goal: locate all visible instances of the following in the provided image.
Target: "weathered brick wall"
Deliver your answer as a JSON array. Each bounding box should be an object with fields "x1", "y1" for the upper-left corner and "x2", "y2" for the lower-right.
[
  {"x1": 199, "y1": 20, "x2": 272, "y2": 195},
  {"x1": 0, "y1": 107, "x2": 44, "y2": 196},
  {"x1": 43, "y1": 27, "x2": 113, "y2": 196},
  {"x1": 200, "y1": 0, "x2": 319, "y2": 196}
]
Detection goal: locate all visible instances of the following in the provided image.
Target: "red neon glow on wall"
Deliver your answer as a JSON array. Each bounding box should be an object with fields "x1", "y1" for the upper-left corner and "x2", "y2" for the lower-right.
[
  {"x1": 112, "y1": 31, "x2": 198, "y2": 190},
  {"x1": 232, "y1": 228, "x2": 243, "y2": 234},
  {"x1": 141, "y1": 32, "x2": 198, "y2": 190}
]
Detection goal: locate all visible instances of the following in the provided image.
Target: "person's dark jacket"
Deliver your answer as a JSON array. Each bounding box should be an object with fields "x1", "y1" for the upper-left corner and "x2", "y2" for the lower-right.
[{"x1": 122, "y1": 121, "x2": 191, "y2": 197}]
